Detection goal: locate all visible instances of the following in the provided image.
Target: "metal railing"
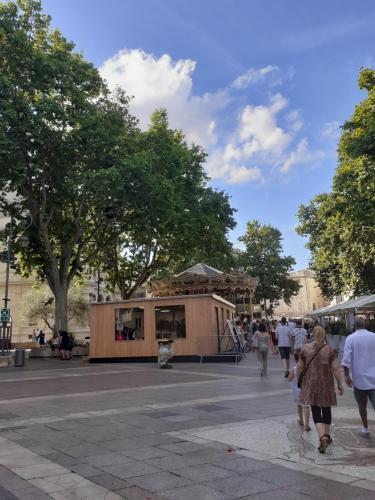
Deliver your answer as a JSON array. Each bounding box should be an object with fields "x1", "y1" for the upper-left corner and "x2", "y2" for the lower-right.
[{"x1": 196, "y1": 335, "x2": 243, "y2": 363}]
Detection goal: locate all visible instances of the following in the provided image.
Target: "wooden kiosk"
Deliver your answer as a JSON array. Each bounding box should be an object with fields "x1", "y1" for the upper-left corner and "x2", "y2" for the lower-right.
[{"x1": 89, "y1": 294, "x2": 235, "y2": 362}]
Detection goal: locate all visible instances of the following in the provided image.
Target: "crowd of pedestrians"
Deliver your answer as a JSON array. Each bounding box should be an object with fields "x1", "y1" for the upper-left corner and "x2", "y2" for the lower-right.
[{"x1": 236, "y1": 314, "x2": 375, "y2": 454}]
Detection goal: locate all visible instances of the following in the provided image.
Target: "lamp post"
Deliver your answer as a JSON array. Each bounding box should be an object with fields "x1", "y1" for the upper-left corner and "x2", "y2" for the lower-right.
[{"x1": 3, "y1": 216, "x2": 13, "y2": 310}]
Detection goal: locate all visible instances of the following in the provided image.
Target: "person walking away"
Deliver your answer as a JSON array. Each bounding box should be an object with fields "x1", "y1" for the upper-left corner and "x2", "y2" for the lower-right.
[
  {"x1": 59, "y1": 330, "x2": 70, "y2": 360},
  {"x1": 297, "y1": 326, "x2": 343, "y2": 453},
  {"x1": 270, "y1": 320, "x2": 278, "y2": 355},
  {"x1": 291, "y1": 319, "x2": 308, "y2": 354},
  {"x1": 342, "y1": 317, "x2": 375, "y2": 437},
  {"x1": 289, "y1": 352, "x2": 311, "y2": 431},
  {"x1": 37, "y1": 329, "x2": 45, "y2": 346},
  {"x1": 253, "y1": 323, "x2": 271, "y2": 377},
  {"x1": 276, "y1": 317, "x2": 292, "y2": 377}
]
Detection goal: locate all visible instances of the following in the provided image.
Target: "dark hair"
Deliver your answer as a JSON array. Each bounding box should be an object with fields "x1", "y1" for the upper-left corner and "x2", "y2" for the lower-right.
[
  {"x1": 281, "y1": 317, "x2": 287, "y2": 325},
  {"x1": 294, "y1": 352, "x2": 299, "y2": 362},
  {"x1": 296, "y1": 319, "x2": 302, "y2": 327},
  {"x1": 258, "y1": 323, "x2": 267, "y2": 332}
]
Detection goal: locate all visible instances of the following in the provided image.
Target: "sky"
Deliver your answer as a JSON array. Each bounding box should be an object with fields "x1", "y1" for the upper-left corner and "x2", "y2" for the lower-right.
[{"x1": 43, "y1": 0, "x2": 375, "y2": 269}]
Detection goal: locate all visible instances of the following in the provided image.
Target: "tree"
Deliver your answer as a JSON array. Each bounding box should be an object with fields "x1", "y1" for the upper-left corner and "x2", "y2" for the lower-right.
[
  {"x1": 238, "y1": 220, "x2": 300, "y2": 314},
  {"x1": 100, "y1": 110, "x2": 236, "y2": 298},
  {"x1": 297, "y1": 68, "x2": 375, "y2": 298},
  {"x1": 0, "y1": 0, "x2": 138, "y2": 329},
  {"x1": 23, "y1": 284, "x2": 90, "y2": 333}
]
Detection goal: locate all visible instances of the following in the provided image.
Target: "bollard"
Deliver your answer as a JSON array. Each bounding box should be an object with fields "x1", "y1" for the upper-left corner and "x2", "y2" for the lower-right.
[{"x1": 14, "y1": 348, "x2": 25, "y2": 367}]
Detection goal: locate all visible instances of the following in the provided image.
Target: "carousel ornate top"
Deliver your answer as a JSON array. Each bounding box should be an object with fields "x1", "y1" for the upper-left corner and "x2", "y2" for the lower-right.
[{"x1": 149, "y1": 263, "x2": 259, "y2": 301}]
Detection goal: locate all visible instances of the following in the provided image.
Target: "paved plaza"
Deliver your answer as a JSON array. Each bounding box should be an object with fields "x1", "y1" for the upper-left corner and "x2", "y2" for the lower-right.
[{"x1": 0, "y1": 354, "x2": 374, "y2": 500}]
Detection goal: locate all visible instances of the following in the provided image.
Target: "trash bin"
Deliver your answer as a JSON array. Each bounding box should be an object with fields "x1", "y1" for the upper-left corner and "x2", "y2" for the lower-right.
[
  {"x1": 157, "y1": 339, "x2": 174, "y2": 369},
  {"x1": 14, "y1": 348, "x2": 25, "y2": 367}
]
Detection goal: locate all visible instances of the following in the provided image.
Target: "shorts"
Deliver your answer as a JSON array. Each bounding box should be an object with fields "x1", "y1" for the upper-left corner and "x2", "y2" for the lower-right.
[
  {"x1": 353, "y1": 387, "x2": 375, "y2": 410},
  {"x1": 279, "y1": 346, "x2": 291, "y2": 360}
]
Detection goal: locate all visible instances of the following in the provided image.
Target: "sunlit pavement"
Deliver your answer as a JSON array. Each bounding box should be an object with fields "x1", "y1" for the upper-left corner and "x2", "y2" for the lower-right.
[{"x1": 0, "y1": 354, "x2": 374, "y2": 499}]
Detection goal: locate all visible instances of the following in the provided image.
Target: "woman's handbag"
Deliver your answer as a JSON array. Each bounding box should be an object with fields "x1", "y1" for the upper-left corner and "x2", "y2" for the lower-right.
[{"x1": 297, "y1": 344, "x2": 326, "y2": 389}]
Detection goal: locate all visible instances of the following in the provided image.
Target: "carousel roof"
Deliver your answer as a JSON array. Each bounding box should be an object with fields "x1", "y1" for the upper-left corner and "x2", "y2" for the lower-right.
[
  {"x1": 175, "y1": 263, "x2": 223, "y2": 278},
  {"x1": 150, "y1": 263, "x2": 259, "y2": 297}
]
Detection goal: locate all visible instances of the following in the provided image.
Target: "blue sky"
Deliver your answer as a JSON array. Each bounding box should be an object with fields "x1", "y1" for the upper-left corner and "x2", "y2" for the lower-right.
[{"x1": 44, "y1": 0, "x2": 375, "y2": 269}]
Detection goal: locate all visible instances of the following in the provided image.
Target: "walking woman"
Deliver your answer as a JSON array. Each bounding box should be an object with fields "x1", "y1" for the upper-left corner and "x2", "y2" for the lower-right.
[
  {"x1": 253, "y1": 323, "x2": 271, "y2": 377},
  {"x1": 297, "y1": 325, "x2": 343, "y2": 453}
]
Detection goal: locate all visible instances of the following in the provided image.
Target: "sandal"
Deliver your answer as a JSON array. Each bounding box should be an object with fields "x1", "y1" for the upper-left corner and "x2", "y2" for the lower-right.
[
  {"x1": 318, "y1": 434, "x2": 330, "y2": 454},
  {"x1": 298, "y1": 420, "x2": 304, "y2": 426},
  {"x1": 304, "y1": 426, "x2": 311, "y2": 432}
]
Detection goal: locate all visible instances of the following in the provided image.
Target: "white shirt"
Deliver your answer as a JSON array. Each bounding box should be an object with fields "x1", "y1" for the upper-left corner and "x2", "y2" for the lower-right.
[
  {"x1": 342, "y1": 329, "x2": 375, "y2": 390},
  {"x1": 291, "y1": 327, "x2": 307, "y2": 350},
  {"x1": 276, "y1": 325, "x2": 291, "y2": 347}
]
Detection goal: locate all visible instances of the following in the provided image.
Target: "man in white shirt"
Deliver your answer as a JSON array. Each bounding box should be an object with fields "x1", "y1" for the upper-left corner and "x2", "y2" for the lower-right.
[
  {"x1": 276, "y1": 317, "x2": 291, "y2": 378},
  {"x1": 342, "y1": 317, "x2": 375, "y2": 437},
  {"x1": 290, "y1": 319, "x2": 308, "y2": 354}
]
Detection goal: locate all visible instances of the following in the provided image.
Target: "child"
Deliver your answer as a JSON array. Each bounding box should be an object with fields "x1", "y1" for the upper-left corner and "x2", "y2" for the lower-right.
[{"x1": 289, "y1": 352, "x2": 311, "y2": 431}]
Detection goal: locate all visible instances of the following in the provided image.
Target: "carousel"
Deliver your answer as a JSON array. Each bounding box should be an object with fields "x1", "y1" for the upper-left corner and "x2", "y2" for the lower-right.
[{"x1": 149, "y1": 263, "x2": 259, "y2": 306}]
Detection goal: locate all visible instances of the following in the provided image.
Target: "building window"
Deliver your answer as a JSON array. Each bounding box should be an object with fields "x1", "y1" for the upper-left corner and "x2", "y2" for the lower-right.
[
  {"x1": 313, "y1": 303, "x2": 316, "y2": 310},
  {"x1": 155, "y1": 305, "x2": 186, "y2": 339},
  {"x1": 115, "y1": 307, "x2": 144, "y2": 341}
]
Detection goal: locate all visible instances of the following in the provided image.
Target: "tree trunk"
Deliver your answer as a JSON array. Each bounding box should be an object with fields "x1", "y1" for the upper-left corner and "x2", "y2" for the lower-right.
[{"x1": 54, "y1": 282, "x2": 68, "y2": 332}]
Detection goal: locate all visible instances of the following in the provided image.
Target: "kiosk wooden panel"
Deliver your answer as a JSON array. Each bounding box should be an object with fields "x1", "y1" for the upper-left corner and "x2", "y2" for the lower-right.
[{"x1": 89, "y1": 294, "x2": 234, "y2": 361}]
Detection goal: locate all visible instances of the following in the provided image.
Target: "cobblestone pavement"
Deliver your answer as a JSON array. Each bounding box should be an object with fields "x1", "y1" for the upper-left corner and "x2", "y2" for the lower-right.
[{"x1": 0, "y1": 354, "x2": 374, "y2": 499}]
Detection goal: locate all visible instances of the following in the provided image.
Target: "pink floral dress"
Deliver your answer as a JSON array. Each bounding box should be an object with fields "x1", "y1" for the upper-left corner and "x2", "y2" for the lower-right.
[{"x1": 298, "y1": 342, "x2": 338, "y2": 407}]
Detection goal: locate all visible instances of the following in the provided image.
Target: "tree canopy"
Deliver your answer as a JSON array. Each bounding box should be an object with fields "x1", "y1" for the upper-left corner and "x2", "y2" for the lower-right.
[
  {"x1": 0, "y1": 0, "x2": 140, "y2": 329},
  {"x1": 238, "y1": 220, "x2": 300, "y2": 313},
  {"x1": 0, "y1": 0, "x2": 236, "y2": 326},
  {"x1": 297, "y1": 68, "x2": 375, "y2": 299},
  {"x1": 98, "y1": 109, "x2": 236, "y2": 299}
]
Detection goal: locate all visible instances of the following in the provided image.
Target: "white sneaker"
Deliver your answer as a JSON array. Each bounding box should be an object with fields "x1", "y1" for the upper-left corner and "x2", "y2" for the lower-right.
[{"x1": 358, "y1": 428, "x2": 370, "y2": 438}]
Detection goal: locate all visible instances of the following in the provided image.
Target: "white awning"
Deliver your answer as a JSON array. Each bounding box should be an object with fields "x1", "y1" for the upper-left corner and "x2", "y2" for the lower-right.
[{"x1": 310, "y1": 294, "x2": 375, "y2": 316}]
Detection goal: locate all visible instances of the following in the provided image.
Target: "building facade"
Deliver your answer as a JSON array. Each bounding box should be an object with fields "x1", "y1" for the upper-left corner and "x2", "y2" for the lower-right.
[{"x1": 273, "y1": 269, "x2": 329, "y2": 319}]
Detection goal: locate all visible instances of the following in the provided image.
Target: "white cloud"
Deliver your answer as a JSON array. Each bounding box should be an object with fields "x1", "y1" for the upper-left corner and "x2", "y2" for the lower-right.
[
  {"x1": 279, "y1": 138, "x2": 324, "y2": 173},
  {"x1": 321, "y1": 121, "x2": 340, "y2": 140},
  {"x1": 100, "y1": 49, "x2": 228, "y2": 147},
  {"x1": 232, "y1": 65, "x2": 278, "y2": 90},
  {"x1": 238, "y1": 94, "x2": 291, "y2": 159},
  {"x1": 100, "y1": 48, "x2": 322, "y2": 184},
  {"x1": 206, "y1": 151, "x2": 263, "y2": 184}
]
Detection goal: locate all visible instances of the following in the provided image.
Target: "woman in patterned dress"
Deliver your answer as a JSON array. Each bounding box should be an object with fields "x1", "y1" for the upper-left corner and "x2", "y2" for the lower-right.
[{"x1": 297, "y1": 326, "x2": 343, "y2": 453}]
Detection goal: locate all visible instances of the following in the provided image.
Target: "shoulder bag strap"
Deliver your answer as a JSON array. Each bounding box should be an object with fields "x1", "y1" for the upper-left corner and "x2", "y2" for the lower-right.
[{"x1": 302, "y1": 343, "x2": 327, "y2": 376}]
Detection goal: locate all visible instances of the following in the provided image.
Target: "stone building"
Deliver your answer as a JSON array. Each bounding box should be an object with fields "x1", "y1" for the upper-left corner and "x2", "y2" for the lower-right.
[{"x1": 273, "y1": 269, "x2": 329, "y2": 319}]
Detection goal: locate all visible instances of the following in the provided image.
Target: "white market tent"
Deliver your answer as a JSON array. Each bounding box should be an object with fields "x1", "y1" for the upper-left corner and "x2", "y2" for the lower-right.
[{"x1": 310, "y1": 294, "x2": 375, "y2": 317}]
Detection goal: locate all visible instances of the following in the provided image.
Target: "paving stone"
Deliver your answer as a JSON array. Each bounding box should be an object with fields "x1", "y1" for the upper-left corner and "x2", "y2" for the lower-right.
[
  {"x1": 69, "y1": 463, "x2": 101, "y2": 478},
  {"x1": 174, "y1": 463, "x2": 235, "y2": 483},
  {"x1": 159, "y1": 441, "x2": 209, "y2": 454},
  {"x1": 116, "y1": 485, "x2": 162, "y2": 499},
  {"x1": 122, "y1": 446, "x2": 172, "y2": 461},
  {"x1": 0, "y1": 485, "x2": 17, "y2": 499},
  {"x1": 41, "y1": 452, "x2": 81, "y2": 467},
  {"x1": 145, "y1": 454, "x2": 205, "y2": 471},
  {"x1": 48, "y1": 483, "x2": 123, "y2": 499},
  {"x1": 248, "y1": 466, "x2": 317, "y2": 486},
  {"x1": 61, "y1": 443, "x2": 107, "y2": 459},
  {"x1": 159, "y1": 483, "x2": 233, "y2": 500},
  {"x1": 134, "y1": 434, "x2": 184, "y2": 447},
  {"x1": 90, "y1": 472, "x2": 131, "y2": 491},
  {"x1": 12, "y1": 462, "x2": 68, "y2": 479},
  {"x1": 129, "y1": 471, "x2": 192, "y2": 492},
  {"x1": 101, "y1": 462, "x2": 161, "y2": 480},
  {"x1": 87, "y1": 453, "x2": 133, "y2": 468},
  {"x1": 240, "y1": 488, "x2": 312, "y2": 500},
  {"x1": 30, "y1": 472, "x2": 92, "y2": 493},
  {"x1": 207, "y1": 475, "x2": 277, "y2": 497},
  {"x1": 290, "y1": 478, "x2": 375, "y2": 500},
  {"x1": 212, "y1": 456, "x2": 275, "y2": 474},
  {"x1": 12, "y1": 485, "x2": 55, "y2": 500}
]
